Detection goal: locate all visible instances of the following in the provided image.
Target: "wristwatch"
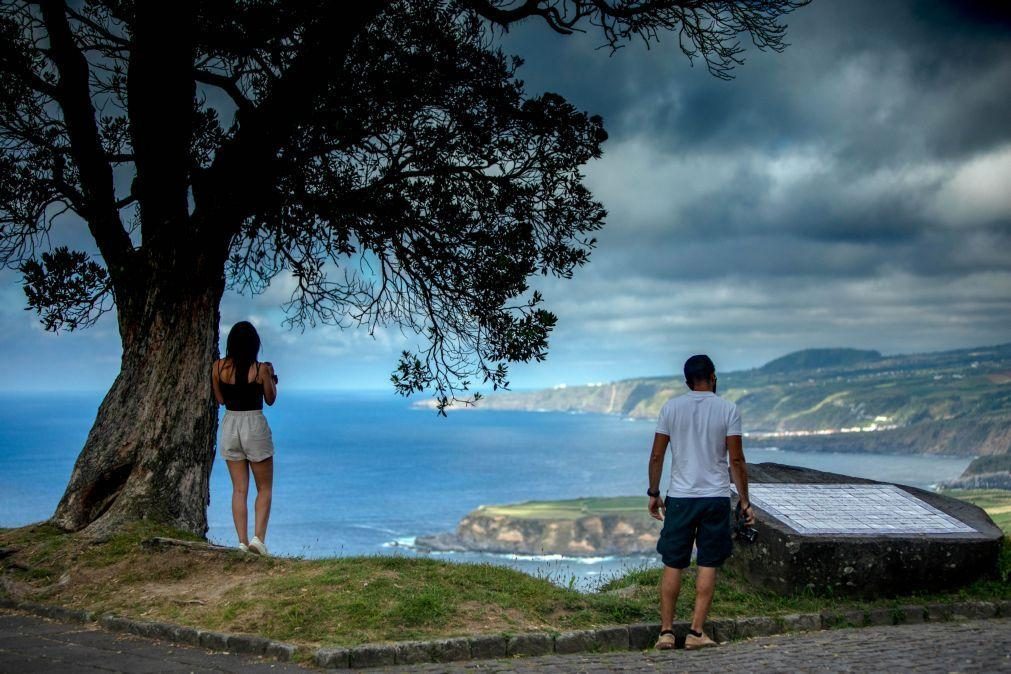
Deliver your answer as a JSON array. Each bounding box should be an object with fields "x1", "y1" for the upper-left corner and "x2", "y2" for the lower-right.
[{"x1": 647, "y1": 487, "x2": 661, "y2": 498}]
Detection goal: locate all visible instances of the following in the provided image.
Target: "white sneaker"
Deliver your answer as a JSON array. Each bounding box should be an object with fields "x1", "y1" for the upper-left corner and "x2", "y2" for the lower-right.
[
  {"x1": 248, "y1": 536, "x2": 268, "y2": 555},
  {"x1": 238, "y1": 542, "x2": 249, "y2": 553}
]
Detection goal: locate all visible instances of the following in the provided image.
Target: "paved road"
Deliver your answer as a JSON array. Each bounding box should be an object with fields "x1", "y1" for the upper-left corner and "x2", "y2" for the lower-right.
[
  {"x1": 2, "y1": 611, "x2": 1009, "y2": 672},
  {"x1": 376, "y1": 619, "x2": 1011, "y2": 674},
  {"x1": 0, "y1": 611, "x2": 305, "y2": 673}
]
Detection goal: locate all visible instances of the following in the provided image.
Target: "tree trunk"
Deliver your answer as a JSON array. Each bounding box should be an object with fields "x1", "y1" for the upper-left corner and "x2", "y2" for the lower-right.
[{"x1": 51, "y1": 266, "x2": 225, "y2": 538}]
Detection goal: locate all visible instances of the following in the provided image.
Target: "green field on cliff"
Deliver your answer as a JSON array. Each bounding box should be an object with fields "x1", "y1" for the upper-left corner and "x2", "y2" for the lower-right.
[
  {"x1": 479, "y1": 496, "x2": 650, "y2": 521},
  {"x1": 475, "y1": 343, "x2": 1011, "y2": 462},
  {"x1": 942, "y1": 489, "x2": 1011, "y2": 533},
  {"x1": 481, "y1": 490, "x2": 1011, "y2": 534}
]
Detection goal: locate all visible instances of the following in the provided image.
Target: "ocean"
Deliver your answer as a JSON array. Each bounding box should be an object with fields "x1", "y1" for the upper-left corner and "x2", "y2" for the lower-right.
[{"x1": 0, "y1": 391, "x2": 973, "y2": 589}]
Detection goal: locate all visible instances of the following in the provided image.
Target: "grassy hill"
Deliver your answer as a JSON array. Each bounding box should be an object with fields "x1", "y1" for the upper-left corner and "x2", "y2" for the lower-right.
[
  {"x1": 759, "y1": 348, "x2": 882, "y2": 373},
  {"x1": 1, "y1": 521, "x2": 1007, "y2": 650},
  {"x1": 478, "y1": 497, "x2": 648, "y2": 521},
  {"x1": 473, "y1": 343, "x2": 1011, "y2": 463}
]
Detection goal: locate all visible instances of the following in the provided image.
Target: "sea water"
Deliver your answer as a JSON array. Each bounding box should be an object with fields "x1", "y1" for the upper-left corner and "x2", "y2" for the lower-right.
[{"x1": 0, "y1": 391, "x2": 973, "y2": 589}]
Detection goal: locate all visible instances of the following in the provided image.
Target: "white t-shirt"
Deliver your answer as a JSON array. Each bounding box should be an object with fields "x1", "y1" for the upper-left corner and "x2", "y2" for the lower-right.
[{"x1": 655, "y1": 391, "x2": 742, "y2": 498}]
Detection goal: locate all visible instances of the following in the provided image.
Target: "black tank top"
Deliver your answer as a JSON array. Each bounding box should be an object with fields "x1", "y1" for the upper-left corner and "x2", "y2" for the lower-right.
[{"x1": 219, "y1": 360, "x2": 264, "y2": 411}]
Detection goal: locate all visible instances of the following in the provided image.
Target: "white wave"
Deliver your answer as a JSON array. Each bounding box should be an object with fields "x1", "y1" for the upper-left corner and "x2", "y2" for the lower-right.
[
  {"x1": 381, "y1": 536, "x2": 417, "y2": 548},
  {"x1": 499, "y1": 553, "x2": 617, "y2": 564},
  {"x1": 350, "y1": 523, "x2": 400, "y2": 535},
  {"x1": 406, "y1": 548, "x2": 620, "y2": 564}
]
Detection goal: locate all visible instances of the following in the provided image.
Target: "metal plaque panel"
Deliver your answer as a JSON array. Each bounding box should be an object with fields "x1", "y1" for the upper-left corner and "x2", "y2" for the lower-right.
[{"x1": 738, "y1": 484, "x2": 977, "y2": 535}]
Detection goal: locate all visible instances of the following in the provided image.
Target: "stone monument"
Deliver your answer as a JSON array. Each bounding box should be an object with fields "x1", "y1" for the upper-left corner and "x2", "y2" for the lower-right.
[{"x1": 728, "y1": 463, "x2": 1004, "y2": 597}]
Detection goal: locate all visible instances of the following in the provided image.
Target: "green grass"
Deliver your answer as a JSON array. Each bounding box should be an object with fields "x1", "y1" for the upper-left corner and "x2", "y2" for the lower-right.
[
  {"x1": 479, "y1": 497, "x2": 651, "y2": 520},
  {"x1": 80, "y1": 520, "x2": 203, "y2": 568},
  {"x1": 598, "y1": 541, "x2": 1011, "y2": 613},
  {"x1": 222, "y1": 555, "x2": 599, "y2": 644},
  {"x1": 941, "y1": 489, "x2": 1011, "y2": 534},
  {"x1": 2, "y1": 520, "x2": 1009, "y2": 648}
]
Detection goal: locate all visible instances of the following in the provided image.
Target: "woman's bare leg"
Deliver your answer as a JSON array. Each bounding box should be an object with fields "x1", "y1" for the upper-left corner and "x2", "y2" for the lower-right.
[
  {"x1": 225, "y1": 459, "x2": 250, "y2": 545},
  {"x1": 250, "y1": 457, "x2": 274, "y2": 542}
]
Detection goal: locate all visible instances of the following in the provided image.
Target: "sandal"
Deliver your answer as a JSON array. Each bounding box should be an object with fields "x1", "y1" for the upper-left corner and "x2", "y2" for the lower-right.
[
  {"x1": 655, "y1": 629, "x2": 677, "y2": 650},
  {"x1": 685, "y1": 630, "x2": 717, "y2": 650}
]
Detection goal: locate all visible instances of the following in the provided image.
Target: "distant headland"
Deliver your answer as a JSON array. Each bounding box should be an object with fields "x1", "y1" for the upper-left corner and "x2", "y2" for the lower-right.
[
  {"x1": 417, "y1": 343, "x2": 1011, "y2": 489},
  {"x1": 415, "y1": 497, "x2": 660, "y2": 557}
]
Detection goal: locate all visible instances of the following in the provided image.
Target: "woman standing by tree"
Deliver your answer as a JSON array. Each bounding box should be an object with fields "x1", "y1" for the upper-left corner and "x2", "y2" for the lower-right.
[{"x1": 211, "y1": 322, "x2": 278, "y2": 554}]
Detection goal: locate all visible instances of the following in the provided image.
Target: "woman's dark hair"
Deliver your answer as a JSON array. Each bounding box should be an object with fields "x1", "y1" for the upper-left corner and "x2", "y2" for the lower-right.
[
  {"x1": 226, "y1": 321, "x2": 261, "y2": 384},
  {"x1": 684, "y1": 354, "x2": 715, "y2": 388}
]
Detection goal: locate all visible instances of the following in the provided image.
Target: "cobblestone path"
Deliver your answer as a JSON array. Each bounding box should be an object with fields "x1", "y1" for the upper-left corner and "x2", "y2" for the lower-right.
[
  {"x1": 376, "y1": 618, "x2": 1011, "y2": 673},
  {"x1": 2, "y1": 610, "x2": 1009, "y2": 672},
  {"x1": 0, "y1": 611, "x2": 304, "y2": 673}
]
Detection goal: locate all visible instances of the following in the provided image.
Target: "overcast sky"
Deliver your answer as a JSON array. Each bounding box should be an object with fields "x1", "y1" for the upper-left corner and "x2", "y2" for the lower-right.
[{"x1": 3, "y1": 0, "x2": 1010, "y2": 393}]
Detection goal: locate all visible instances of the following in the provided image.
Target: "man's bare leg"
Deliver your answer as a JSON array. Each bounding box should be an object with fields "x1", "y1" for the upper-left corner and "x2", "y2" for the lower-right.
[
  {"x1": 660, "y1": 566, "x2": 682, "y2": 630},
  {"x1": 691, "y1": 566, "x2": 717, "y2": 632}
]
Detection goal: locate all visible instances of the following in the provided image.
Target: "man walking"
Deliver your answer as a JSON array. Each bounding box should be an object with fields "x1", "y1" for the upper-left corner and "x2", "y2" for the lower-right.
[{"x1": 647, "y1": 354, "x2": 754, "y2": 650}]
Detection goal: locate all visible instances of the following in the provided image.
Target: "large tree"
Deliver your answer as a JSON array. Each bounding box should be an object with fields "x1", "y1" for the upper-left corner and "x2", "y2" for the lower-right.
[{"x1": 0, "y1": 0, "x2": 808, "y2": 537}]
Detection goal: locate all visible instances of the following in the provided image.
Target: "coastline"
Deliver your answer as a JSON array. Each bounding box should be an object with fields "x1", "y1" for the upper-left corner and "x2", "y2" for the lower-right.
[{"x1": 414, "y1": 497, "x2": 661, "y2": 558}]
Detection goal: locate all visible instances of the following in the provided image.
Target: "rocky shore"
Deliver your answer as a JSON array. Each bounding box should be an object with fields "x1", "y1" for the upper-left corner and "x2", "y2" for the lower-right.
[
  {"x1": 415, "y1": 497, "x2": 661, "y2": 557},
  {"x1": 943, "y1": 454, "x2": 1011, "y2": 490}
]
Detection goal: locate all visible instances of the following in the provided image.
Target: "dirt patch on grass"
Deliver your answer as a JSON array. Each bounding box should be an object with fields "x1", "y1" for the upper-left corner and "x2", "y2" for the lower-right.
[
  {"x1": 453, "y1": 600, "x2": 548, "y2": 633},
  {"x1": 2, "y1": 525, "x2": 287, "y2": 626}
]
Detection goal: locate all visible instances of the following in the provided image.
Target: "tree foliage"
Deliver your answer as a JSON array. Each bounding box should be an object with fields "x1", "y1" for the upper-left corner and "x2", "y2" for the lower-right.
[
  {"x1": 20, "y1": 246, "x2": 111, "y2": 331},
  {"x1": 0, "y1": 0, "x2": 808, "y2": 411}
]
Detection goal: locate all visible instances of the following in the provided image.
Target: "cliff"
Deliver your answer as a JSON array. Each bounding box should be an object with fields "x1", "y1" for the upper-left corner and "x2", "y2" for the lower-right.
[
  {"x1": 943, "y1": 454, "x2": 1011, "y2": 490},
  {"x1": 415, "y1": 497, "x2": 661, "y2": 556},
  {"x1": 461, "y1": 343, "x2": 1011, "y2": 464}
]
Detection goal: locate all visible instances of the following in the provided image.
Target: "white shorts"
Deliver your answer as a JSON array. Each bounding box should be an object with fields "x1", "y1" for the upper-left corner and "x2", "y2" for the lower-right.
[{"x1": 219, "y1": 410, "x2": 275, "y2": 462}]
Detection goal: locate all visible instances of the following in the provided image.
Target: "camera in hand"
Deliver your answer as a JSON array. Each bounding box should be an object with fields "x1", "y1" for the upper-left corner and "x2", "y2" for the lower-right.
[{"x1": 733, "y1": 501, "x2": 758, "y2": 544}]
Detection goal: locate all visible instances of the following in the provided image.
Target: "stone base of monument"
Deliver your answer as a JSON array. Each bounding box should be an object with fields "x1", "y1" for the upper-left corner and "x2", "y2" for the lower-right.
[{"x1": 726, "y1": 463, "x2": 1004, "y2": 598}]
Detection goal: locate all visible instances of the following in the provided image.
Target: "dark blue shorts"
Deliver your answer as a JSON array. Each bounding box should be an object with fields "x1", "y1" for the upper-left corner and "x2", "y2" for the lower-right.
[{"x1": 656, "y1": 496, "x2": 733, "y2": 569}]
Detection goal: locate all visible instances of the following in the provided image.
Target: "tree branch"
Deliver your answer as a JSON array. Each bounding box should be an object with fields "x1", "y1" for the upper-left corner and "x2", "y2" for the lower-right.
[
  {"x1": 15, "y1": 67, "x2": 60, "y2": 99},
  {"x1": 38, "y1": 0, "x2": 133, "y2": 278},
  {"x1": 65, "y1": 6, "x2": 129, "y2": 48},
  {"x1": 114, "y1": 193, "x2": 137, "y2": 210},
  {"x1": 127, "y1": 1, "x2": 196, "y2": 252},
  {"x1": 463, "y1": 0, "x2": 809, "y2": 75},
  {"x1": 191, "y1": 2, "x2": 387, "y2": 248},
  {"x1": 460, "y1": 0, "x2": 580, "y2": 34},
  {"x1": 193, "y1": 68, "x2": 253, "y2": 114}
]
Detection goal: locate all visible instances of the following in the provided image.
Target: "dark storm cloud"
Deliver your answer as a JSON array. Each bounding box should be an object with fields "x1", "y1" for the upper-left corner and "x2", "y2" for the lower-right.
[
  {"x1": 499, "y1": 1, "x2": 1011, "y2": 255},
  {"x1": 914, "y1": 1, "x2": 1011, "y2": 37},
  {"x1": 576, "y1": 134, "x2": 1011, "y2": 283},
  {"x1": 502, "y1": 0, "x2": 1011, "y2": 160},
  {"x1": 498, "y1": 0, "x2": 1011, "y2": 382}
]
